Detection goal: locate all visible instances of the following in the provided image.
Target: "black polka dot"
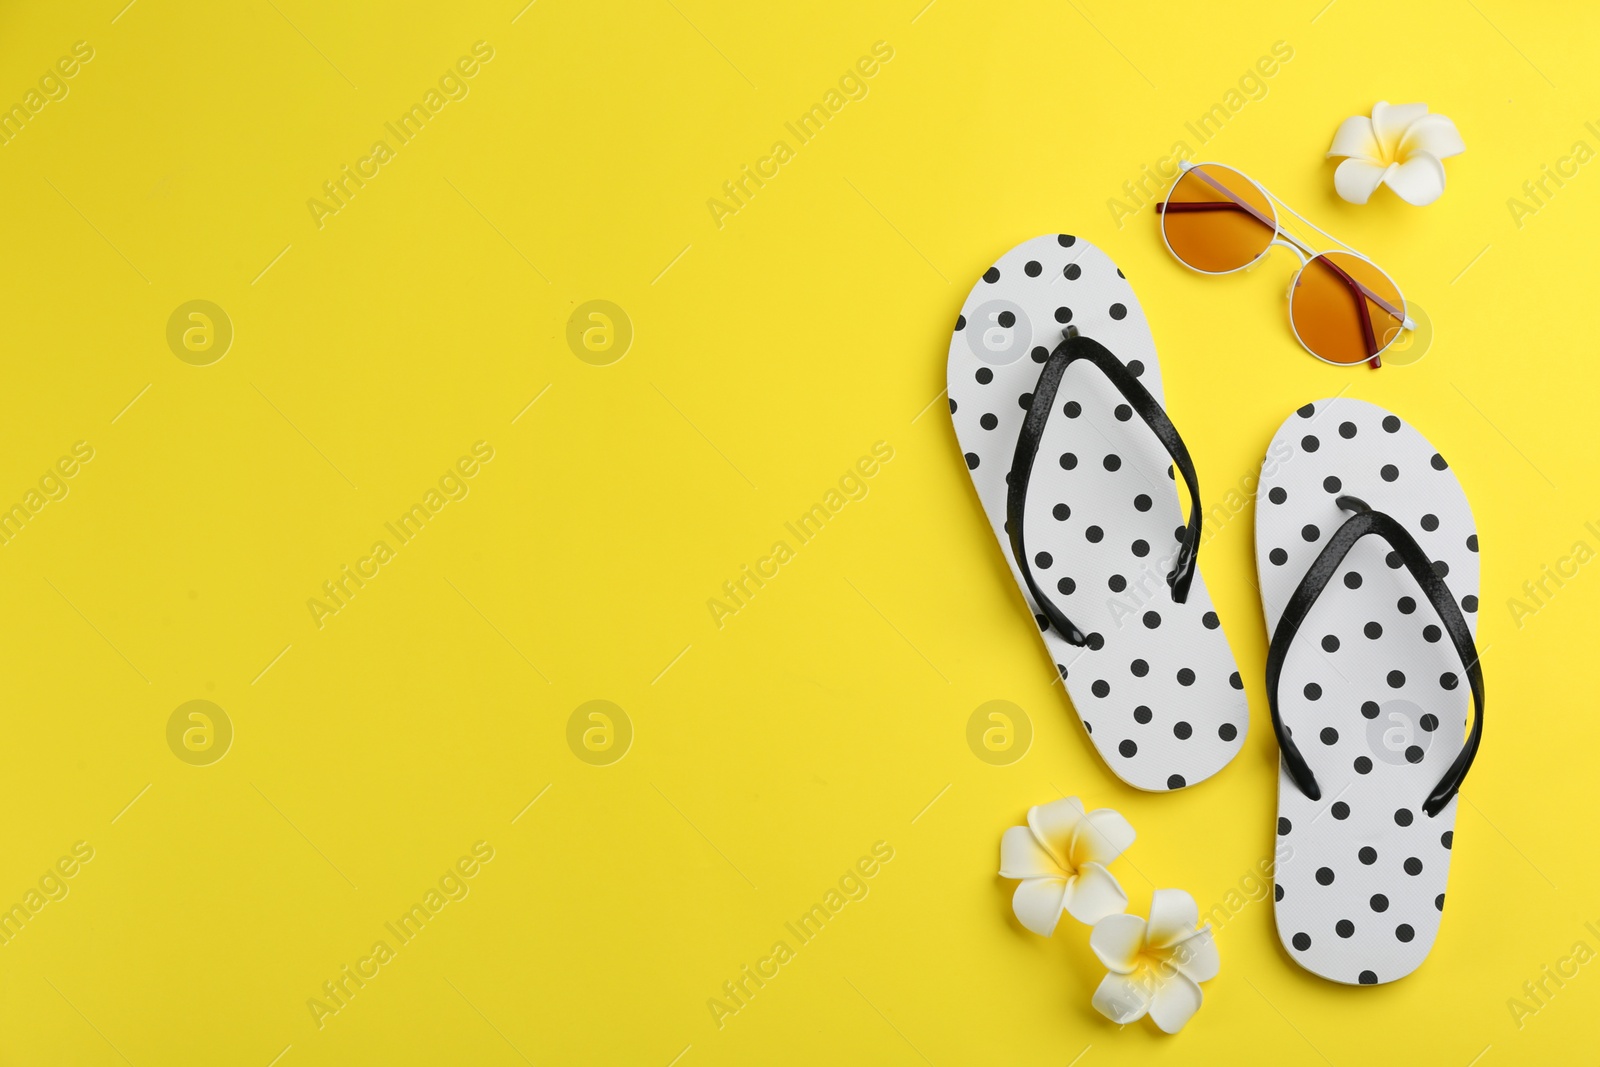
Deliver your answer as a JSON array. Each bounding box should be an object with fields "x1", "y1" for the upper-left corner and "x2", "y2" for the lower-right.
[
  {"x1": 1054, "y1": 306, "x2": 1073, "y2": 323},
  {"x1": 1420, "y1": 513, "x2": 1440, "y2": 532},
  {"x1": 1354, "y1": 756, "x2": 1373, "y2": 774},
  {"x1": 1332, "y1": 801, "x2": 1349, "y2": 820},
  {"x1": 1359, "y1": 970, "x2": 1378, "y2": 984},
  {"x1": 1304, "y1": 683, "x2": 1322, "y2": 700},
  {"x1": 1230, "y1": 671, "x2": 1243, "y2": 690},
  {"x1": 1323, "y1": 476, "x2": 1342, "y2": 493},
  {"x1": 982, "y1": 267, "x2": 1000, "y2": 283},
  {"x1": 1433, "y1": 560, "x2": 1450, "y2": 578},
  {"x1": 1380, "y1": 464, "x2": 1399, "y2": 482},
  {"x1": 1420, "y1": 713, "x2": 1438, "y2": 732},
  {"x1": 1113, "y1": 403, "x2": 1132, "y2": 422},
  {"x1": 1109, "y1": 303, "x2": 1127, "y2": 320},
  {"x1": 1359, "y1": 846, "x2": 1377, "y2": 865},
  {"x1": 976, "y1": 367, "x2": 993, "y2": 384},
  {"x1": 1178, "y1": 668, "x2": 1196, "y2": 686},
  {"x1": 1302, "y1": 524, "x2": 1320, "y2": 542},
  {"x1": 1322, "y1": 635, "x2": 1340, "y2": 653},
  {"x1": 1103, "y1": 454, "x2": 1121, "y2": 472},
  {"x1": 1202, "y1": 611, "x2": 1219, "y2": 629},
  {"x1": 1370, "y1": 894, "x2": 1389, "y2": 912},
  {"x1": 1269, "y1": 486, "x2": 1287, "y2": 505},
  {"x1": 1316, "y1": 867, "x2": 1335, "y2": 886},
  {"x1": 1441, "y1": 831, "x2": 1453, "y2": 849},
  {"x1": 1387, "y1": 670, "x2": 1406, "y2": 688},
  {"x1": 1404, "y1": 857, "x2": 1423, "y2": 875},
  {"x1": 1302, "y1": 435, "x2": 1320, "y2": 452},
  {"x1": 1142, "y1": 611, "x2": 1161, "y2": 629},
  {"x1": 1085, "y1": 632, "x2": 1104, "y2": 650},
  {"x1": 1060, "y1": 452, "x2": 1078, "y2": 470},
  {"x1": 955, "y1": 315, "x2": 966, "y2": 331},
  {"x1": 980, "y1": 413, "x2": 998, "y2": 430},
  {"x1": 1130, "y1": 658, "x2": 1149, "y2": 676},
  {"x1": 1064, "y1": 400, "x2": 1082, "y2": 418},
  {"x1": 1397, "y1": 596, "x2": 1417, "y2": 614},
  {"x1": 1058, "y1": 235, "x2": 1076, "y2": 247},
  {"x1": 1274, "y1": 884, "x2": 1284, "y2": 902},
  {"x1": 1431, "y1": 453, "x2": 1448, "y2": 470},
  {"x1": 964, "y1": 452, "x2": 979, "y2": 470},
  {"x1": 1034, "y1": 551, "x2": 1052, "y2": 568},
  {"x1": 1269, "y1": 548, "x2": 1288, "y2": 566},
  {"x1": 1297, "y1": 404, "x2": 1315, "y2": 418},
  {"x1": 1063, "y1": 263, "x2": 1081, "y2": 280},
  {"x1": 1024, "y1": 260, "x2": 1042, "y2": 277},
  {"x1": 1167, "y1": 774, "x2": 1186, "y2": 789},
  {"x1": 1292, "y1": 932, "x2": 1311, "y2": 951},
  {"x1": 1108, "y1": 574, "x2": 1127, "y2": 592},
  {"x1": 1436, "y1": 894, "x2": 1445, "y2": 911},
  {"x1": 1031, "y1": 346, "x2": 1049, "y2": 363},
  {"x1": 1394, "y1": 808, "x2": 1413, "y2": 827},
  {"x1": 1337, "y1": 919, "x2": 1355, "y2": 938},
  {"x1": 1320, "y1": 727, "x2": 1339, "y2": 745},
  {"x1": 1422, "y1": 624, "x2": 1441, "y2": 643},
  {"x1": 1085, "y1": 525, "x2": 1103, "y2": 543},
  {"x1": 949, "y1": 398, "x2": 957, "y2": 413},
  {"x1": 1396, "y1": 924, "x2": 1415, "y2": 943},
  {"x1": 1056, "y1": 577, "x2": 1075, "y2": 595},
  {"x1": 1131, "y1": 539, "x2": 1150, "y2": 557},
  {"x1": 1134, "y1": 705, "x2": 1152, "y2": 724},
  {"x1": 1017, "y1": 393, "x2": 1032, "y2": 409},
  {"x1": 1385, "y1": 551, "x2": 1404, "y2": 569},
  {"x1": 1118, "y1": 739, "x2": 1137, "y2": 757},
  {"x1": 1339, "y1": 421, "x2": 1357, "y2": 439},
  {"x1": 1463, "y1": 595, "x2": 1478, "y2": 612},
  {"x1": 1278, "y1": 816, "x2": 1291, "y2": 835},
  {"x1": 1174, "y1": 721, "x2": 1192, "y2": 740},
  {"x1": 1405, "y1": 745, "x2": 1424, "y2": 763},
  {"x1": 1440, "y1": 672, "x2": 1459, "y2": 690},
  {"x1": 1344, "y1": 572, "x2": 1363, "y2": 590},
  {"x1": 1467, "y1": 534, "x2": 1479, "y2": 552},
  {"x1": 1361, "y1": 701, "x2": 1379, "y2": 719},
  {"x1": 1219, "y1": 723, "x2": 1238, "y2": 741},
  {"x1": 1364, "y1": 621, "x2": 1383, "y2": 639},
  {"x1": 1053, "y1": 503, "x2": 1071, "y2": 521},
  {"x1": 1091, "y1": 679, "x2": 1109, "y2": 698},
  {"x1": 998, "y1": 310, "x2": 1016, "y2": 328},
  {"x1": 1383, "y1": 415, "x2": 1401, "y2": 433},
  {"x1": 1134, "y1": 494, "x2": 1152, "y2": 512}
]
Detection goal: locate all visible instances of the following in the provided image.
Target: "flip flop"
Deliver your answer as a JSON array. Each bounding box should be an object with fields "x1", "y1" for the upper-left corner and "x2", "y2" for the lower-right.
[
  {"x1": 1256, "y1": 398, "x2": 1484, "y2": 985},
  {"x1": 947, "y1": 235, "x2": 1247, "y2": 792}
]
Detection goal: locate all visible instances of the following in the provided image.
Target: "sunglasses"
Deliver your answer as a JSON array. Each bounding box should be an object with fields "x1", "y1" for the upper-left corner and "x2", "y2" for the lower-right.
[{"x1": 1156, "y1": 161, "x2": 1414, "y2": 368}]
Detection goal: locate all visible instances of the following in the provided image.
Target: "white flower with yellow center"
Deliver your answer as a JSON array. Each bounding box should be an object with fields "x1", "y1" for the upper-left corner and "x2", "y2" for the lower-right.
[
  {"x1": 1089, "y1": 888, "x2": 1220, "y2": 1034},
  {"x1": 1327, "y1": 101, "x2": 1465, "y2": 206},
  {"x1": 998, "y1": 797, "x2": 1134, "y2": 936}
]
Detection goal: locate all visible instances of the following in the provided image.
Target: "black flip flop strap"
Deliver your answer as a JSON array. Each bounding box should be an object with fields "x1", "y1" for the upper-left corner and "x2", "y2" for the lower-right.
[
  {"x1": 1005, "y1": 328, "x2": 1204, "y2": 647},
  {"x1": 1266, "y1": 495, "x2": 1484, "y2": 817}
]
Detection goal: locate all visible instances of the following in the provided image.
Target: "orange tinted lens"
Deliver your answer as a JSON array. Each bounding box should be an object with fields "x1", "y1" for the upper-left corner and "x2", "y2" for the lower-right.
[
  {"x1": 1290, "y1": 252, "x2": 1406, "y2": 365},
  {"x1": 1161, "y1": 164, "x2": 1276, "y2": 272}
]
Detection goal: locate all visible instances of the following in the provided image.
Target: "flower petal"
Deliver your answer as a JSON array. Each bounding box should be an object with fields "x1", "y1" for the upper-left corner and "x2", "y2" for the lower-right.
[
  {"x1": 1092, "y1": 971, "x2": 1152, "y2": 1025},
  {"x1": 1169, "y1": 927, "x2": 1220, "y2": 983},
  {"x1": 1371, "y1": 101, "x2": 1429, "y2": 159},
  {"x1": 1384, "y1": 152, "x2": 1448, "y2": 206},
  {"x1": 1334, "y1": 158, "x2": 1389, "y2": 205},
  {"x1": 1011, "y1": 876, "x2": 1069, "y2": 937},
  {"x1": 1000, "y1": 825, "x2": 1062, "y2": 880},
  {"x1": 1146, "y1": 888, "x2": 1200, "y2": 949},
  {"x1": 1149, "y1": 972, "x2": 1204, "y2": 1034},
  {"x1": 1069, "y1": 808, "x2": 1136, "y2": 868},
  {"x1": 1399, "y1": 114, "x2": 1465, "y2": 160},
  {"x1": 1026, "y1": 797, "x2": 1085, "y2": 868},
  {"x1": 1090, "y1": 912, "x2": 1147, "y2": 974},
  {"x1": 1327, "y1": 115, "x2": 1380, "y2": 161},
  {"x1": 1063, "y1": 862, "x2": 1128, "y2": 925}
]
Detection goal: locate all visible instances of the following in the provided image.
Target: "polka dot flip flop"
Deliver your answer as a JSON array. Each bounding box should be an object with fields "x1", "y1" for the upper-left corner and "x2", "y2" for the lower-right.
[
  {"x1": 1256, "y1": 398, "x2": 1484, "y2": 985},
  {"x1": 947, "y1": 235, "x2": 1248, "y2": 792}
]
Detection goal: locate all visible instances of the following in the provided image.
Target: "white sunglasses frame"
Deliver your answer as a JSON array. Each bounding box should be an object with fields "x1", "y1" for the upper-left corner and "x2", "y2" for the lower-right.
[{"x1": 1160, "y1": 160, "x2": 1415, "y2": 369}]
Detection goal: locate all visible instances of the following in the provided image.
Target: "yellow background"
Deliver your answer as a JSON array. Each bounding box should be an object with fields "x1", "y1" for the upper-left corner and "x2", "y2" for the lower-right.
[{"x1": 0, "y1": 0, "x2": 1595, "y2": 1063}]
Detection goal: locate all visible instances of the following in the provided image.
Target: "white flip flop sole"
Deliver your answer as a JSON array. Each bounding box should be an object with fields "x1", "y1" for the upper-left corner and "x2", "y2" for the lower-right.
[
  {"x1": 947, "y1": 234, "x2": 1247, "y2": 792},
  {"x1": 1256, "y1": 397, "x2": 1481, "y2": 985}
]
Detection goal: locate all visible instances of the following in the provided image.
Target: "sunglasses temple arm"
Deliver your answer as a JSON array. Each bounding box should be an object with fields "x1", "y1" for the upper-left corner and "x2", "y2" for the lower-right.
[
  {"x1": 1171, "y1": 168, "x2": 1278, "y2": 232},
  {"x1": 1314, "y1": 255, "x2": 1395, "y2": 369}
]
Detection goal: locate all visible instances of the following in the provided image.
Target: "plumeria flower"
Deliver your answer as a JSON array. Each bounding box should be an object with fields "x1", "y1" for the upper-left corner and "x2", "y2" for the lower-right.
[
  {"x1": 1327, "y1": 101, "x2": 1465, "y2": 206},
  {"x1": 1089, "y1": 888, "x2": 1220, "y2": 1034},
  {"x1": 999, "y1": 797, "x2": 1134, "y2": 936}
]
